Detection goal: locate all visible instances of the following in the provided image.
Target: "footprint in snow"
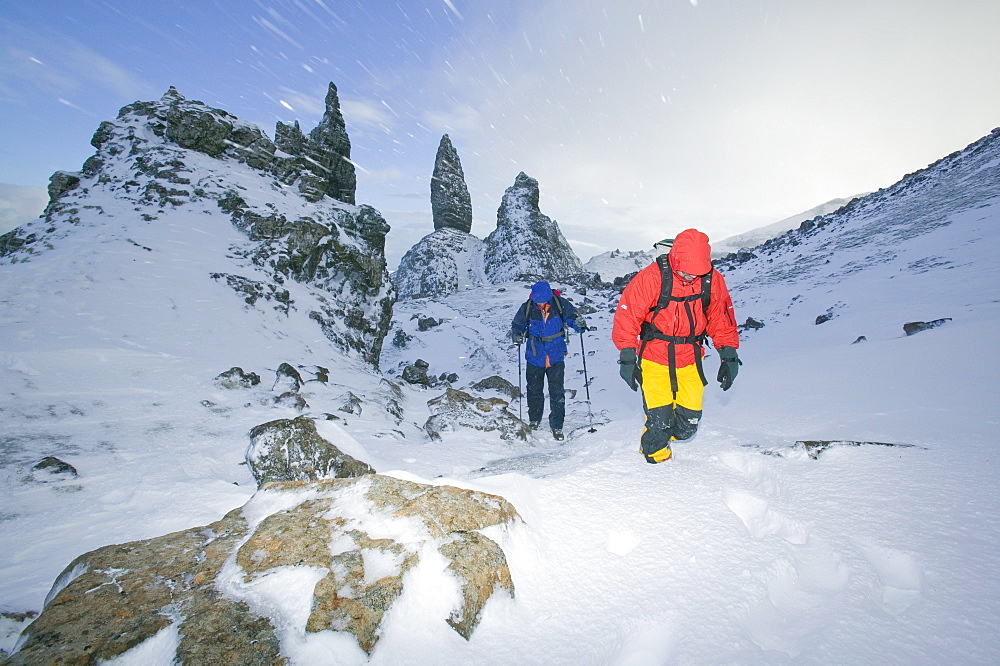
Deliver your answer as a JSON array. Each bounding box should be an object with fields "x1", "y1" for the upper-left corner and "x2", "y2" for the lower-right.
[
  {"x1": 724, "y1": 490, "x2": 850, "y2": 657},
  {"x1": 857, "y1": 543, "x2": 924, "y2": 615}
]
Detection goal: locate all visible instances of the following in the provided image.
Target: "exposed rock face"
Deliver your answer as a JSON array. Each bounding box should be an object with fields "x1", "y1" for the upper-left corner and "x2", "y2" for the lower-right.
[
  {"x1": 483, "y1": 172, "x2": 583, "y2": 283},
  {"x1": 214, "y1": 366, "x2": 262, "y2": 389},
  {"x1": 424, "y1": 387, "x2": 530, "y2": 441},
  {"x1": 903, "y1": 318, "x2": 952, "y2": 335},
  {"x1": 246, "y1": 415, "x2": 375, "y2": 485},
  {"x1": 394, "y1": 227, "x2": 486, "y2": 299},
  {"x1": 10, "y1": 476, "x2": 519, "y2": 662},
  {"x1": 275, "y1": 83, "x2": 357, "y2": 204},
  {"x1": 393, "y1": 135, "x2": 480, "y2": 299},
  {"x1": 30, "y1": 457, "x2": 78, "y2": 482},
  {"x1": 0, "y1": 85, "x2": 394, "y2": 367},
  {"x1": 431, "y1": 134, "x2": 472, "y2": 233}
]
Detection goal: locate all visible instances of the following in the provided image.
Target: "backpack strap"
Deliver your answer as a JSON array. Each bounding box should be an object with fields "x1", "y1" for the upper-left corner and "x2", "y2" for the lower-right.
[
  {"x1": 524, "y1": 296, "x2": 568, "y2": 356},
  {"x1": 636, "y1": 256, "x2": 713, "y2": 396}
]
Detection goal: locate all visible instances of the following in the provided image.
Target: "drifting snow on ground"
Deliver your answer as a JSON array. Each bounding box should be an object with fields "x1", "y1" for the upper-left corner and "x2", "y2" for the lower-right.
[{"x1": 3, "y1": 187, "x2": 1000, "y2": 660}]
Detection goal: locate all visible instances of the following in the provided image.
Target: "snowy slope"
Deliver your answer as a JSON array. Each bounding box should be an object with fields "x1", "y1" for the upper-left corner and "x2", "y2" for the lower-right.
[
  {"x1": 583, "y1": 247, "x2": 656, "y2": 282},
  {"x1": 2, "y1": 123, "x2": 1000, "y2": 663},
  {"x1": 712, "y1": 194, "x2": 869, "y2": 258}
]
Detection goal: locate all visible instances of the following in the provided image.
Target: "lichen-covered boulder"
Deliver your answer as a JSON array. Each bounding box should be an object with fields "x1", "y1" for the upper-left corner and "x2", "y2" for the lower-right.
[
  {"x1": 9, "y1": 476, "x2": 521, "y2": 662},
  {"x1": 6, "y1": 508, "x2": 282, "y2": 665}
]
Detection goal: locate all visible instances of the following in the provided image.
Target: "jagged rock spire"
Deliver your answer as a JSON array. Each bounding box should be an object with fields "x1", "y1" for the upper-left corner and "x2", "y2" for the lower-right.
[
  {"x1": 482, "y1": 172, "x2": 583, "y2": 283},
  {"x1": 430, "y1": 134, "x2": 472, "y2": 233},
  {"x1": 275, "y1": 82, "x2": 356, "y2": 204}
]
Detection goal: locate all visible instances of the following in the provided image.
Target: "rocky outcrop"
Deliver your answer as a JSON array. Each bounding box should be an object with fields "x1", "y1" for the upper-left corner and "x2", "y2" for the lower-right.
[
  {"x1": 0, "y1": 85, "x2": 395, "y2": 367},
  {"x1": 431, "y1": 134, "x2": 472, "y2": 233},
  {"x1": 245, "y1": 415, "x2": 374, "y2": 485},
  {"x1": 275, "y1": 83, "x2": 357, "y2": 204},
  {"x1": 9, "y1": 476, "x2": 519, "y2": 662},
  {"x1": 424, "y1": 388, "x2": 530, "y2": 441},
  {"x1": 393, "y1": 135, "x2": 483, "y2": 299},
  {"x1": 394, "y1": 227, "x2": 485, "y2": 299},
  {"x1": 903, "y1": 318, "x2": 952, "y2": 335},
  {"x1": 483, "y1": 172, "x2": 583, "y2": 283}
]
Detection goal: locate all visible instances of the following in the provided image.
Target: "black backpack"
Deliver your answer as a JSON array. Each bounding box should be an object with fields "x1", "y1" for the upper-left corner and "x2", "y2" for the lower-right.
[{"x1": 637, "y1": 255, "x2": 713, "y2": 394}]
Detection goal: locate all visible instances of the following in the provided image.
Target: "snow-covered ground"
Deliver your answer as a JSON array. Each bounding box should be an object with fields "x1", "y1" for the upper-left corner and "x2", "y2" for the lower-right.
[{"x1": 3, "y1": 153, "x2": 1000, "y2": 662}]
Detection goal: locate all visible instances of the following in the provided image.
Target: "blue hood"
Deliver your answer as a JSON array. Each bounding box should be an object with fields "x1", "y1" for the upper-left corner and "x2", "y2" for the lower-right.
[{"x1": 530, "y1": 281, "x2": 553, "y2": 302}]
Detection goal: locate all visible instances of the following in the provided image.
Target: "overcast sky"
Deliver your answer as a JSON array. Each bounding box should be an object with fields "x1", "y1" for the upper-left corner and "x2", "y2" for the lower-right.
[{"x1": 1, "y1": 0, "x2": 997, "y2": 264}]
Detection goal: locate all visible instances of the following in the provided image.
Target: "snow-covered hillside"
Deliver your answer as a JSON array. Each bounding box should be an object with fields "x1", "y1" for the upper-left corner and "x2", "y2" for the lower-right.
[
  {"x1": 712, "y1": 194, "x2": 869, "y2": 258},
  {"x1": 2, "y1": 112, "x2": 999, "y2": 664}
]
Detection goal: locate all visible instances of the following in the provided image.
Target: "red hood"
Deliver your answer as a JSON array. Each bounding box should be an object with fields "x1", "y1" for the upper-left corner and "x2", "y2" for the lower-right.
[{"x1": 669, "y1": 228, "x2": 712, "y2": 275}]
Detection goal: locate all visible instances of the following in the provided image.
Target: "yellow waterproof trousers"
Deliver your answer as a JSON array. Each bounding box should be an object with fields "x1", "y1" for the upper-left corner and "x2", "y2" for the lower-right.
[{"x1": 639, "y1": 359, "x2": 705, "y2": 463}]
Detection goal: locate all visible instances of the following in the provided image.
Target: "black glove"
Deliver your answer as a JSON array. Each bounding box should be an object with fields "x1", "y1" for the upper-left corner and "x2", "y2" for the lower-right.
[
  {"x1": 618, "y1": 348, "x2": 640, "y2": 391},
  {"x1": 512, "y1": 330, "x2": 524, "y2": 345},
  {"x1": 717, "y1": 346, "x2": 742, "y2": 391},
  {"x1": 575, "y1": 317, "x2": 587, "y2": 331}
]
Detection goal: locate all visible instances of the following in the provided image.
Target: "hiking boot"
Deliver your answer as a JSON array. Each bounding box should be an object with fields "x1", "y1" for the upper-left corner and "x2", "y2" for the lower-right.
[
  {"x1": 529, "y1": 421, "x2": 540, "y2": 431},
  {"x1": 552, "y1": 428, "x2": 564, "y2": 441},
  {"x1": 644, "y1": 446, "x2": 672, "y2": 464}
]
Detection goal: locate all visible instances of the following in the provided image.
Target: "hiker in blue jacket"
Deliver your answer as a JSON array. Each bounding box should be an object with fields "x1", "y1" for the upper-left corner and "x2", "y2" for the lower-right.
[{"x1": 510, "y1": 281, "x2": 585, "y2": 440}]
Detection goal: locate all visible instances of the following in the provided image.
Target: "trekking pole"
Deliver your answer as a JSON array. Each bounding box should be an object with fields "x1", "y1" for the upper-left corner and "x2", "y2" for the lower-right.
[
  {"x1": 579, "y1": 330, "x2": 597, "y2": 433},
  {"x1": 516, "y1": 340, "x2": 523, "y2": 422}
]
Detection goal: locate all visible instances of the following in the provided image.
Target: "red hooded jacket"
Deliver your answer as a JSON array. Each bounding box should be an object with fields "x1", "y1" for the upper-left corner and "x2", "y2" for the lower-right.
[{"x1": 612, "y1": 229, "x2": 739, "y2": 368}]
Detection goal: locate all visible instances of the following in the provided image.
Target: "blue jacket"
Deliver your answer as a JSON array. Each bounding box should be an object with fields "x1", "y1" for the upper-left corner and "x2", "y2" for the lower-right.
[{"x1": 511, "y1": 281, "x2": 581, "y2": 367}]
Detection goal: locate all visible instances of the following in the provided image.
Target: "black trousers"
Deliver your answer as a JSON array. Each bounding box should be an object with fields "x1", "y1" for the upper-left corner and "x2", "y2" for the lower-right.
[{"x1": 526, "y1": 361, "x2": 565, "y2": 429}]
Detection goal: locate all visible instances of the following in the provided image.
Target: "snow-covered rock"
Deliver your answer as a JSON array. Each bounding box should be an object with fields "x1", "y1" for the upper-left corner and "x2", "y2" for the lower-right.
[
  {"x1": 0, "y1": 85, "x2": 395, "y2": 367},
  {"x1": 394, "y1": 227, "x2": 486, "y2": 299},
  {"x1": 245, "y1": 415, "x2": 375, "y2": 485},
  {"x1": 9, "y1": 476, "x2": 519, "y2": 662},
  {"x1": 483, "y1": 172, "x2": 583, "y2": 283},
  {"x1": 393, "y1": 135, "x2": 483, "y2": 299}
]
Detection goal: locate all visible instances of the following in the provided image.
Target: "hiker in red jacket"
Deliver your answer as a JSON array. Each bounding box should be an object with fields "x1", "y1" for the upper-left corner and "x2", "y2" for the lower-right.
[{"x1": 611, "y1": 229, "x2": 741, "y2": 463}]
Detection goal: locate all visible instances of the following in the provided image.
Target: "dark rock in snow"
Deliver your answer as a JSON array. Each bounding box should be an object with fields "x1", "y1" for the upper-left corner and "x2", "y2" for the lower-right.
[
  {"x1": 815, "y1": 312, "x2": 835, "y2": 325},
  {"x1": 47, "y1": 171, "x2": 81, "y2": 201},
  {"x1": 272, "y1": 362, "x2": 303, "y2": 393},
  {"x1": 740, "y1": 317, "x2": 765, "y2": 332},
  {"x1": 394, "y1": 134, "x2": 482, "y2": 299},
  {"x1": 401, "y1": 359, "x2": 433, "y2": 387},
  {"x1": 852, "y1": 335, "x2": 868, "y2": 344},
  {"x1": 796, "y1": 439, "x2": 915, "y2": 460},
  {"x1": 470, "y1": 375, "x2": 520, "y2": 399},
  {"x1": 30, "y1": 456, "x2": 78, "y2": 482},
  {"x1": 483, "y1": 172, "x2": 583, "y2": 283},
  {"x1": 392, "y1": 328, "x2": 413, "y2": 348},
  {"x1": 214, "y1": 367, "x2": 261, "y2": 389},
  {"x1": 246, "y1": 415, "x2": 374, "y2": 485},
  {"x1": 417, "y1": 315, "x2": 442, "y2": 331},
  {"x1": 431, "y1": 134, "x2": 473, "y2": 233},
  {"x1": 903, "y1": 318, "x2": 952, "y2": 336}
]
